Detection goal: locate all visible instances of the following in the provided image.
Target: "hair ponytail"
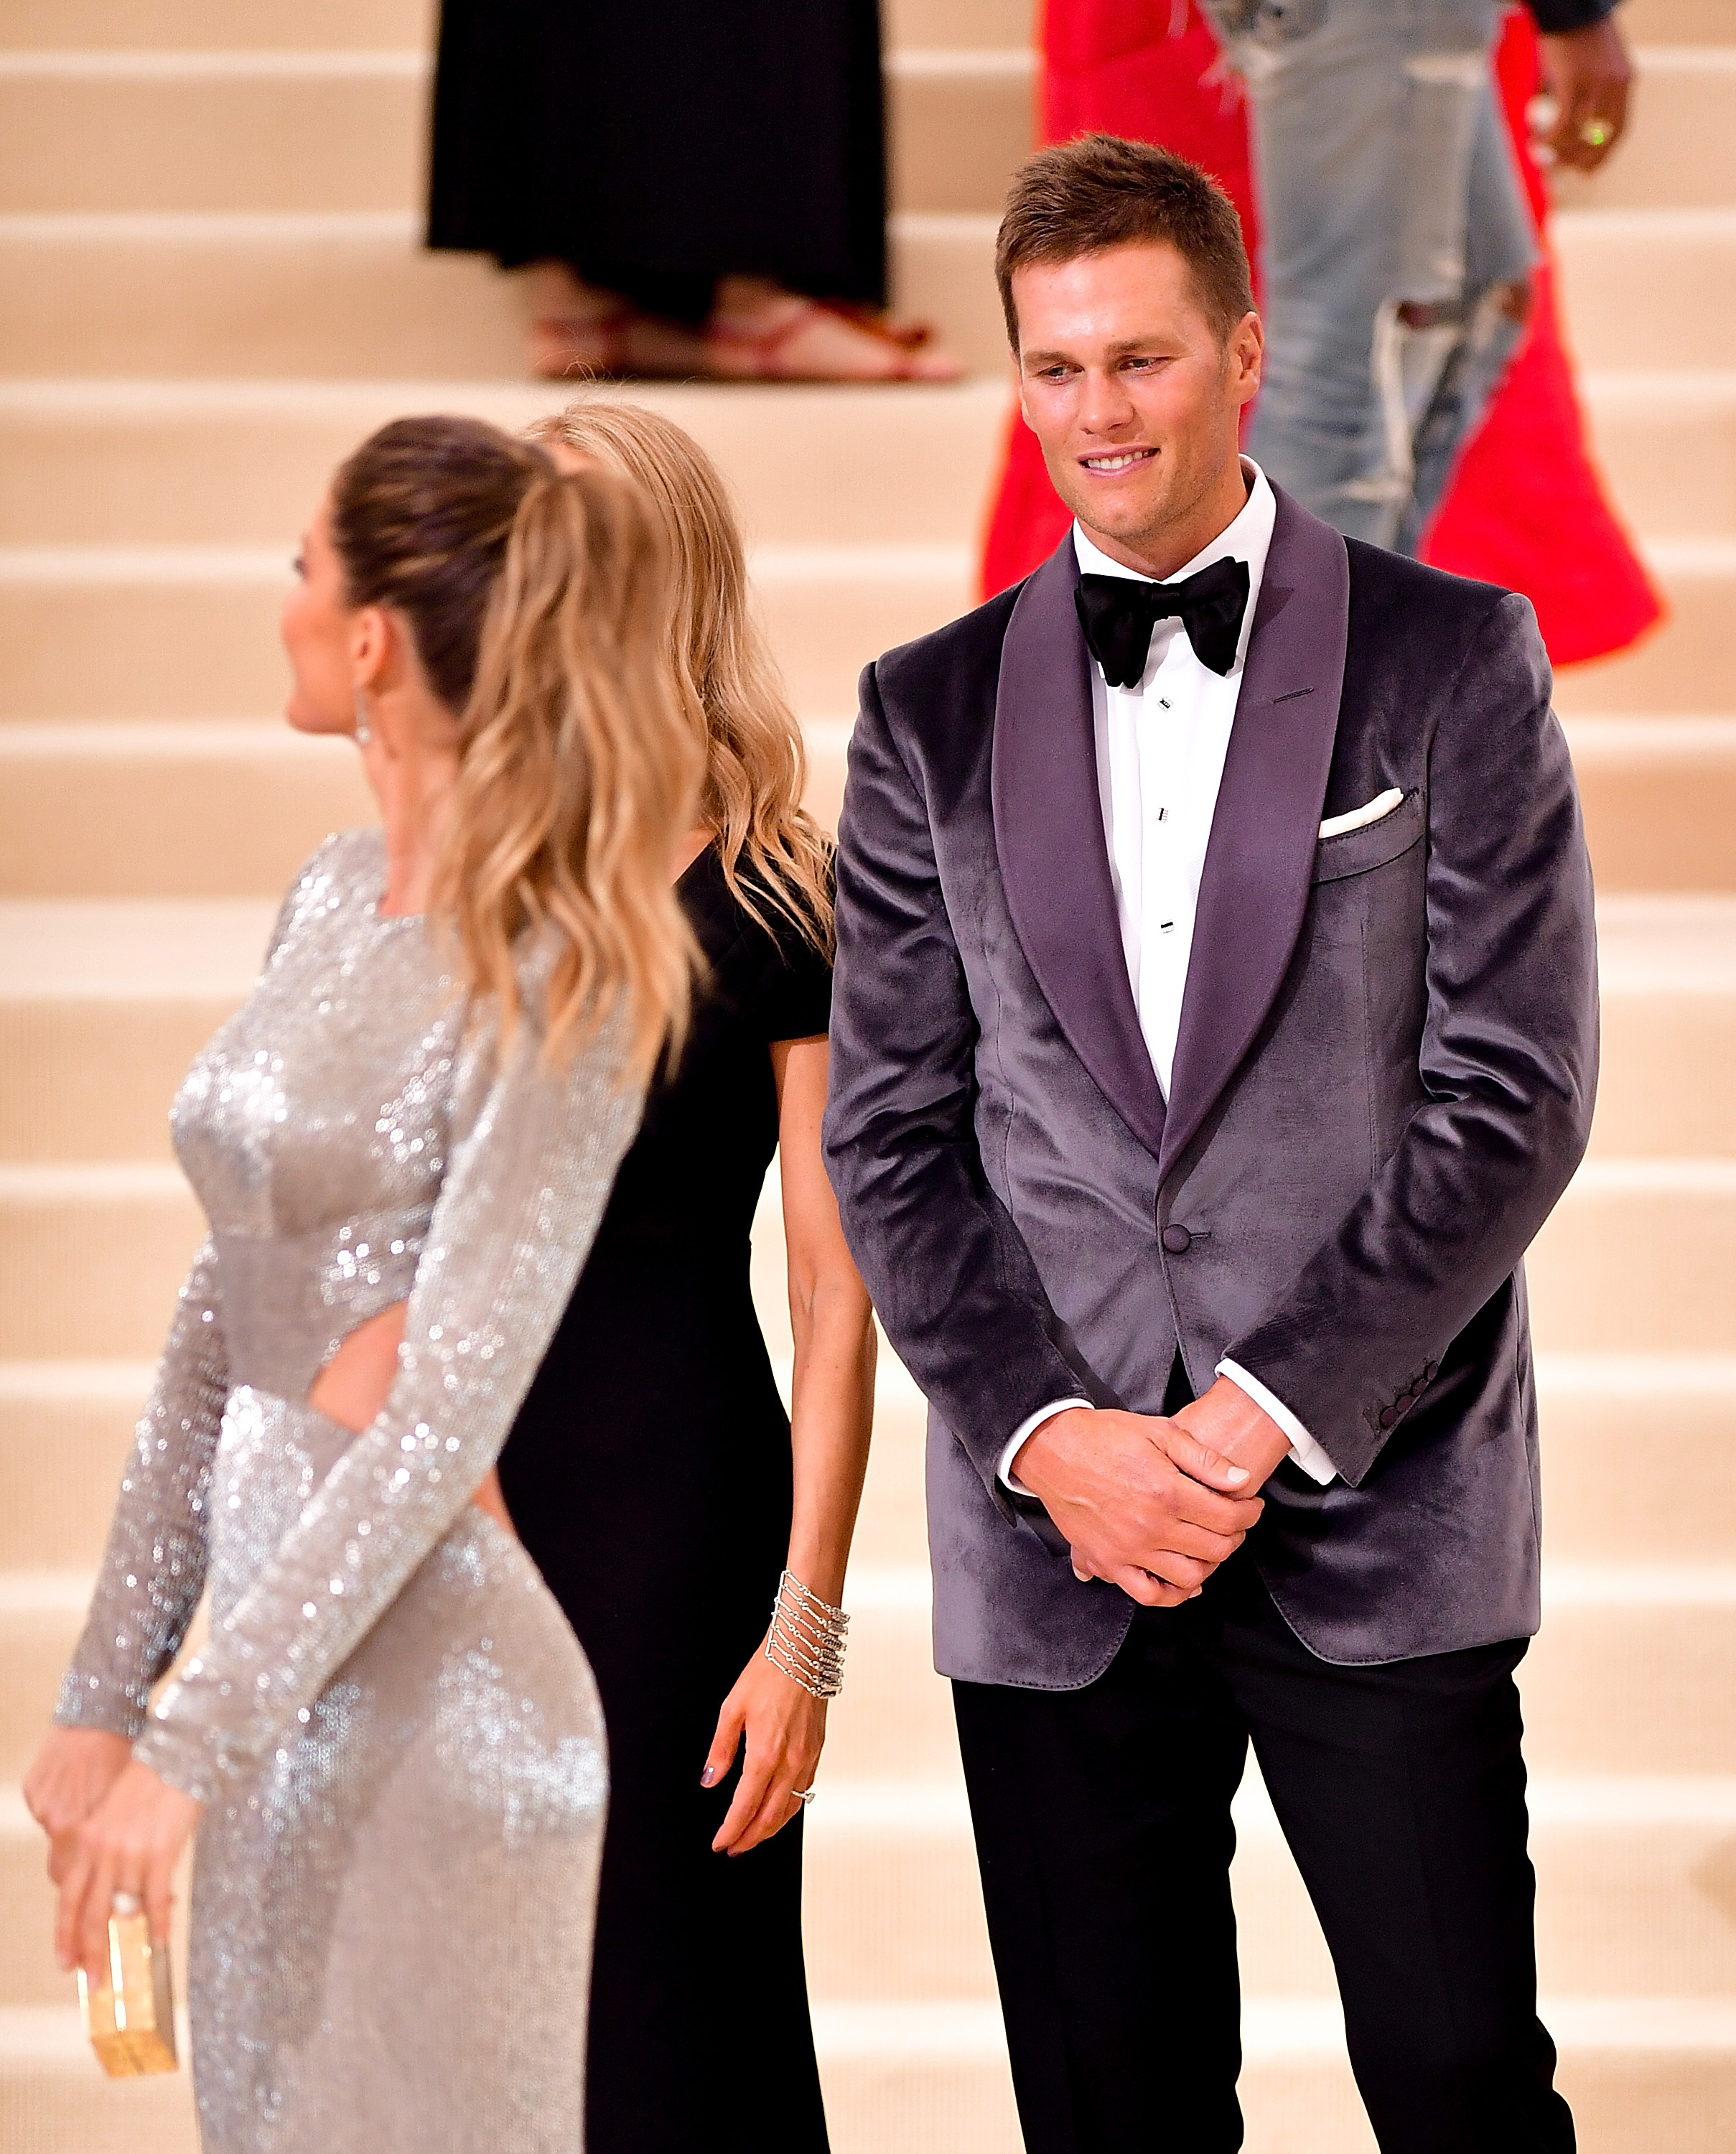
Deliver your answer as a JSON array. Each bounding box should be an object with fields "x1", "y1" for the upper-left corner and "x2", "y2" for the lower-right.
[{"x1": 434, "y1": 464, "x2": 702, "y2": 1082}]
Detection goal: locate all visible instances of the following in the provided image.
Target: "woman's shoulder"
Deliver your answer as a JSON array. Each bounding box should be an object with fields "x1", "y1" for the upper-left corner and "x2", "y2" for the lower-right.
[
  {"x1": 686, "y1": 846, "x2": 833, "y2": 1042},
  {"x1": 266, "y1": 828, "x2": 387, "y2": 961}
]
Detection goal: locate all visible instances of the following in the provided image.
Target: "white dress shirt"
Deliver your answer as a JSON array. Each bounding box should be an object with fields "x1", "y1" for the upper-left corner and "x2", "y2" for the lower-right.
[{"x1": 999, "y1": 460, "x2": 1337, "y2": 1493}]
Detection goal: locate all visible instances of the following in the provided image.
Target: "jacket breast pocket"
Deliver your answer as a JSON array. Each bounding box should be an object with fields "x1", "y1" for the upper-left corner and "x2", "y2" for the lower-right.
[{"x1": 1311, "y1": 788, "x2": 1425, "y2": 885}]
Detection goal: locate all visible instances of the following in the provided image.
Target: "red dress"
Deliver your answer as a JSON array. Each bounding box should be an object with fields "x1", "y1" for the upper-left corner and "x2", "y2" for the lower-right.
[{"x1": 979, "y1": 2, "x2": 1661, "y2": 668}]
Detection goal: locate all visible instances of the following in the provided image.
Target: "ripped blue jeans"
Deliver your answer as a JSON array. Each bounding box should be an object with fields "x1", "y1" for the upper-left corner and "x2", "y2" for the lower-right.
[{"x1": 1205, "y1": 0, "x2": 1539, "y2": 551}]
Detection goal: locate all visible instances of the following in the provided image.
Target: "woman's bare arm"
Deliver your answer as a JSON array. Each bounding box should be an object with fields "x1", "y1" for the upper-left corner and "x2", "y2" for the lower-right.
[{"x1": 704, "y1": 1034, "x2": 877, "y2": 1855}]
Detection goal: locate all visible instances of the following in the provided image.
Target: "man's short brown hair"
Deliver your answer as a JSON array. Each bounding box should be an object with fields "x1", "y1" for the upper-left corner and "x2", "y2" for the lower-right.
[{"x1": 995, "y1": 133, "x2": 1255, "y2": 351}]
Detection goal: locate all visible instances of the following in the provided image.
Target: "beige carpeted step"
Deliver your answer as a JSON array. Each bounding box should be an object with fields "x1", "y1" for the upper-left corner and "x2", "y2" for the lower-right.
[
  {"x1": 0, "y1": 724, "x2": 373, "y2": 900},
  {"x1": 1, "y1": 2010, "x2": 1732, "y2": 2154},
  {"x1": 0, "y1": 712, "x2": 1729, "y2": 901},
  {"x1": 0, "y1": 369, "x2": 1720, "y2": 556},
  {"x1": 0, "y1": 200, "x2": 1721, "y2": 386},
  {"x1": 13, "y1": 45, "x2": 1735, "y2": 233},
  {"x1": 0, "y1": 50, "x2": 1034, "y2": 222},
  {"x1": 1587, "y1": 894, "x2": 1736, "y2": 1153},
  {"x1": 6, "y1": 539, "x2": 1734, "y2": 724},
  {"x1": 4, "y1": 1351, "x2": 1730, "y2": 1581},
  {"x1": 5, "y1": 1559, "x2": 1736, "y2": 1794},
  {"x1": 1568, "y1": 717, "x2": 1736, "y2": 893},
  {"x1": 0, "y1": 210, "x2": 1016, "y2": 378},
  {"x1": 1554, "y1": 208, "x2": 1736, "y2": 372},
  {"x1": 3, "y1": 1150, "x2": 1725, "y2": 1363},
  {"x1": 0, "y1": 378, "x2": 1013, "y2": 549},
  {"x1": 1625, "y1": 0, "x2": 1736, "y2": 37},
  {"x1": 0, "y1": 542, "x2": 974, "y2": 721},
  {"x1": 1580, "y1": 370, "x2": 1736, "y2": 538},
  {"x1": 1551, "y1": 546, "x2": 1736, "y2": 712},
  {"x1": 802, "y1": 1771, "x2": 1736, "y2": 2001},
  {"x1": 0, "y1": 0, "x2": 1033, "y2": 51},
  {"x1": 0, "y1": 898, "x2": 272, "y2": 1160},
  {"x1": 5, "y1": 1765, "x2": 1733, "y2": 2013}
]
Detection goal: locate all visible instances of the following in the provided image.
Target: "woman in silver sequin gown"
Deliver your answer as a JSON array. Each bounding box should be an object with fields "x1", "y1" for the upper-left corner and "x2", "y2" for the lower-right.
[{"x1": 23, "y1": 416, "x2": 701, "y2": 2153}]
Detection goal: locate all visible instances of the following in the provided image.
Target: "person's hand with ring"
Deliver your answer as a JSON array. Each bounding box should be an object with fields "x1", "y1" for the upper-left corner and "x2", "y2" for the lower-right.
[
  {"x1": 700, "y1": 1644, "x2": 828, "y2": 1858},
  {"x1": 52, "y1": 1756, "x2": 202, "y2": 1982},
  {"x1": 1538, "y1": 17, "x2": 1633, "y2": 174}
]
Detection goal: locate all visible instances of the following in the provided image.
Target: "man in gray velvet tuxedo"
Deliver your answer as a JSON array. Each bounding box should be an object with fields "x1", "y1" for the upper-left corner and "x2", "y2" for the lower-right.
[{"x1": 823, "y1": 136, "x2": 1596, "y2": 2153}]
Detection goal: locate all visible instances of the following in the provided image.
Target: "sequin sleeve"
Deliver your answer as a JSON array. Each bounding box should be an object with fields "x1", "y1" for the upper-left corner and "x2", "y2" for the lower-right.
[
  {"x1": 55, "y1": 1239, "x2": 229, "y2": 1740},
  {"x1": 132, "y1": 997, "x2": 643, "y2": 1804}
]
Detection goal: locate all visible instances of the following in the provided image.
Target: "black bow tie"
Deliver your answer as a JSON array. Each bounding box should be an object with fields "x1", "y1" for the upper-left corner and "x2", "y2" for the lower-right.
[{"x1": 1075, "y1": 556, "x2": 1251, "y2": 687}]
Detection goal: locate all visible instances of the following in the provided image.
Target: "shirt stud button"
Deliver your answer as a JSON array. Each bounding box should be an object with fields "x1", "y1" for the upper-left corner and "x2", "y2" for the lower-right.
[{"x1": 1161, "y1": 1225, "x2": 1193, "y2": 1255}]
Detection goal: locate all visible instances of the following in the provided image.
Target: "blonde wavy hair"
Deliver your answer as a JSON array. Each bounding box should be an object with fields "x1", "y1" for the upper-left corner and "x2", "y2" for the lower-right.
[
  {"x1": 330, "y1": 414, "x2": 701, "y2": 1082},
  {"x1": 528, "y1": 399, "x2": 834, "y2": 958}
]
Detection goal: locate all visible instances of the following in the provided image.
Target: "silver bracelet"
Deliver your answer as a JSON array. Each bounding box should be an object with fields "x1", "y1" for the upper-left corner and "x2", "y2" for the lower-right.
[{"x1": 764, "y1": 1570, "x2": 849, "y2": 1699}]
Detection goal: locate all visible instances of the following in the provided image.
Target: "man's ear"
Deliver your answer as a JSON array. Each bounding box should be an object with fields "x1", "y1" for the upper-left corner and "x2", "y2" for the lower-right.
[{"x1": 1231, "y1": 310, "x2": 1264, "y2": 406}]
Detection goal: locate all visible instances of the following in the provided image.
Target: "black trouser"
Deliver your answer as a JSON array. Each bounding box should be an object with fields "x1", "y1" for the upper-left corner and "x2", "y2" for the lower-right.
[{"x1": 952, "y1": 1551, "x2": 1574, "y2": 2154}]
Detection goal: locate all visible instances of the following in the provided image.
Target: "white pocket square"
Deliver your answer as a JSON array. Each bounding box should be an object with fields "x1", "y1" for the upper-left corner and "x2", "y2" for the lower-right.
[{"x1": 1318, "y1": 787, "x2": 1404, "y2": 841}]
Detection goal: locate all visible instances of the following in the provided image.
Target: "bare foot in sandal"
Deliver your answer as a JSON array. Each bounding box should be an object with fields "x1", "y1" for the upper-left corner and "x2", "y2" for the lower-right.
[
  {"x1": 701, "y1": 276, "x2": 964, "y2": 382},
  {"x1": 523, "y1": 262, "x2": 709, "y2": 381}
]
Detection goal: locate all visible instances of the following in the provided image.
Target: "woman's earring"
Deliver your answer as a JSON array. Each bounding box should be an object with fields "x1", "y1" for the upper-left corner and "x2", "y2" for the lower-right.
[{"x1": 353, "y1": 690, "x2": 371, "y2": 747}]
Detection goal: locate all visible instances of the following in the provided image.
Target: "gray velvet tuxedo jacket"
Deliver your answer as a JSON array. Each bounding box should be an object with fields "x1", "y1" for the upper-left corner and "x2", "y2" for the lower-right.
[{"x1": 823, "y1": 485, "x2": 1599, "y2": 1688}]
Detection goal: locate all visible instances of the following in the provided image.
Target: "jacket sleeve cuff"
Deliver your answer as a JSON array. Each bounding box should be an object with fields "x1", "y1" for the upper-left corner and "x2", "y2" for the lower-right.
[
  {"x1": 999, "y1": 1399, "x2": 1093, "y2": 1494},
  {"x1": 1215, "y1": 1361, "x2": 1338, "y2": 1486}
]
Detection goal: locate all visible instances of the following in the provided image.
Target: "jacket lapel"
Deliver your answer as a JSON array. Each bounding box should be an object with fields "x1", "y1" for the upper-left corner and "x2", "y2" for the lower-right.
[
  {"x1": 992, "y1": 534, "x2": 1166, "y2": 1160},
  {"x1": 1159, "y1": 487, "x2": 1350, "y2": 1183}
]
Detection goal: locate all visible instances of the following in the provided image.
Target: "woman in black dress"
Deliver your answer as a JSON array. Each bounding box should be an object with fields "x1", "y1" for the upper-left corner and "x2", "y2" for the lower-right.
[
  {"x1": 427, "y1": 0, "x2": 960, "y2": 381},
  {"x1": 498, "y1": 399, "x2": 877, "y2": 2153}
]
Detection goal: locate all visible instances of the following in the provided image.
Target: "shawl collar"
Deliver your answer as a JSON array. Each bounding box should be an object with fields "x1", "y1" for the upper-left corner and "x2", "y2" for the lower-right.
[
  {"x1": 1159, "y1": 485, "x2": 1350, "y2": 1182},
  {"x1": 991, "y1": 533, "x2": 1167, "y2": 1160}
]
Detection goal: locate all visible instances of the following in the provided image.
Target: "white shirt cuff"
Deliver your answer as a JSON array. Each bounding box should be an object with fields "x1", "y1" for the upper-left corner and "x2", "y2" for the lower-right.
[
  {"x1": 998, "y1": 1399, "x2": 1093, "y2": 1494},
  {"x1": 1216, "y1": 1361, "x2": 1337, "y2": 1486}
]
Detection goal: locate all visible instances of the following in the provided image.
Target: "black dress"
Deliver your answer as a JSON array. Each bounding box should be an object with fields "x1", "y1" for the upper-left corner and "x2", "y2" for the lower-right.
[
  {"x1": 428, "y1": 0, "x2": 886, "y2": 324},
  {"x1": 498, "y1": 847, "x2": 834, "y2": 2154}
]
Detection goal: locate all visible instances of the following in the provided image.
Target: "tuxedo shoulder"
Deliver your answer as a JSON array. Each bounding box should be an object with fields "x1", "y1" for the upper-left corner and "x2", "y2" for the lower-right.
[
  {"x1": 1345, "y1": 536, "x2": 1526, "y2": 631},
  {"x1": 869, "y1": 579, "x2": 1023, "y2": 717}
]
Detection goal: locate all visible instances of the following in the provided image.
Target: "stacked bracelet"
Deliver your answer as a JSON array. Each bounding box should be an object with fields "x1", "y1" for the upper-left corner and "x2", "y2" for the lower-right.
[{"x1": 765, "y1": 1570, "x2": 850, "y2": 1699}]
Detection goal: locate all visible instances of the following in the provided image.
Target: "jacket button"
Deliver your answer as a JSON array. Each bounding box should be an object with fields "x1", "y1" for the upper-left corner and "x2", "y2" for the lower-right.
[
  {"x1": 1378, "y1": 1405, "x2": 1398, "y2": 1429},
  {"x1": 1161, "y1": 1225, "x2": 1193, "y2": 1255}
]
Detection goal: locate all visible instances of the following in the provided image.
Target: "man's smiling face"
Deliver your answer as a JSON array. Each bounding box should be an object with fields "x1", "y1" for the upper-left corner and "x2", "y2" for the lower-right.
[{"x1": 1011, "y1": 241, "x2": 1262, "y2": 576}]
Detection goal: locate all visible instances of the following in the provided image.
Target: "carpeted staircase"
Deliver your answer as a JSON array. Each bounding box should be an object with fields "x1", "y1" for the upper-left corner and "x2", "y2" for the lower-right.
[{"x1": 1, "y1": 1, "x2": 1732, "y2": 2146}]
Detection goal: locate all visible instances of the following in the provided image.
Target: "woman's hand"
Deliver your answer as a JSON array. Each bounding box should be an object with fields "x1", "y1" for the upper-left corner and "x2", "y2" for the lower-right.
[
  {"x1": 53, "y1": 1757, "x2": 202, "y2": 1981},
  {"x1": 23, "y1": 1727, "x2": 134, "y2": 1885},
  {"x1": 701, "y1": 1646, "x2": 827, "y2": 1857}
]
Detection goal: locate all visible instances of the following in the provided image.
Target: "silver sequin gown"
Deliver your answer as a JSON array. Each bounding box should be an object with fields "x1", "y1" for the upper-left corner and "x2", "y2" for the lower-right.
[{"x1": 55, "y1": 829, "x2": 643, "y2": 2153}]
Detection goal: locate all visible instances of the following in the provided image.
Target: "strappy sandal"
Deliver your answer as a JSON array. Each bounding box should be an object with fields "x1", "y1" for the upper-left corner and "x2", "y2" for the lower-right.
[{"x1": 701, "y1": 296, "x2": 962, "y2": 382}]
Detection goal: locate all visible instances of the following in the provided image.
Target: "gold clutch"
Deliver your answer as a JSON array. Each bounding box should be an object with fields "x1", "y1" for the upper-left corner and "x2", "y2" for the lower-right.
[{"x1": 77, "y1": 1893, "x2": 177, "y2": 2076}]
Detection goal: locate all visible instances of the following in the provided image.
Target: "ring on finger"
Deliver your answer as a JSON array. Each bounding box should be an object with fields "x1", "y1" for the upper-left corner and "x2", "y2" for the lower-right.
[{"x1": 792, "y1": 1786, "x2": 816, "y2": 1806}]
